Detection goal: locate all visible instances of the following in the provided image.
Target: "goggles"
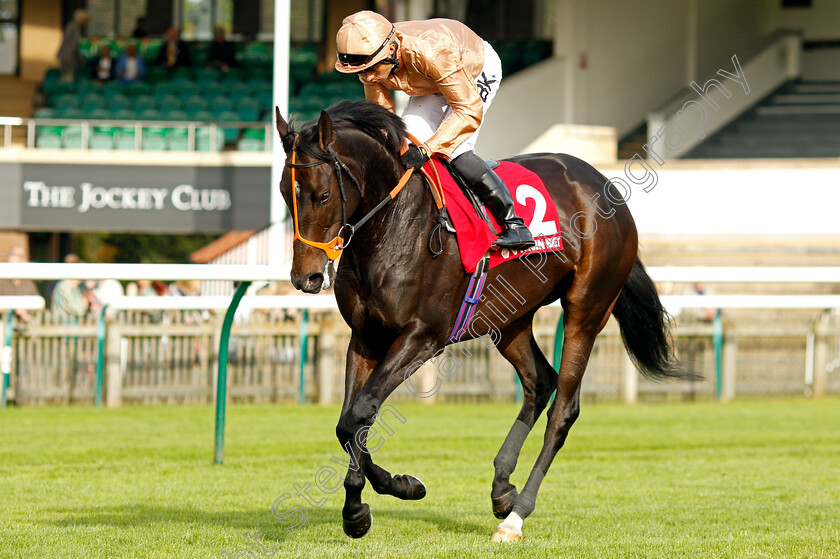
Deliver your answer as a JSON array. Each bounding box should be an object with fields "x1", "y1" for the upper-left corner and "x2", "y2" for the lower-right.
[{"x1": 336, "y1": 25, "x2": 396, "y2": 68}]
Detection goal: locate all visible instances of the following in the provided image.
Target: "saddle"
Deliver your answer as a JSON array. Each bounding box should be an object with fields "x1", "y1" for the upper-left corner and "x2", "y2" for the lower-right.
[{"x1": 415, "y1": 153, "x2": 565, "y2": 273}]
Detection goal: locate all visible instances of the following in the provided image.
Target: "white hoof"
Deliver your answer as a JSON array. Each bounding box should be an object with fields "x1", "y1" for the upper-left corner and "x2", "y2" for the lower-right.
[{"x1": 491, "y1": 512, "x2": 523, "y2": 542}]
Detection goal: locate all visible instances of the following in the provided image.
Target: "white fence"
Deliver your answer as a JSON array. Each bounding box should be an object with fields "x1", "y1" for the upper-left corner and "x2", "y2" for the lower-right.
[{"x1": 1, "y1": 264, "x2": 839, "y2": 406}]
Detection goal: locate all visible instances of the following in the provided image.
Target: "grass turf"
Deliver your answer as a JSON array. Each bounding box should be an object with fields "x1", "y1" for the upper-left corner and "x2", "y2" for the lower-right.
[{"x1": 0, "y1": 398, "x2": 838, "y2": 558}]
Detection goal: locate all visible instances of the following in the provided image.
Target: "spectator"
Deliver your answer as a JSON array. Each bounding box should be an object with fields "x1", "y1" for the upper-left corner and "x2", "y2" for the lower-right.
[
  {"x1": 90, "y1": 44, "x2": 116, "y2": 83},
  {"x1": 207, "y1": 27, "x2": 238, "y2": 72},
  {"x1": 131, "y1": 16, "x2": 149, "y2": 39},
  {"x1": 57, "y1": 9, "x2": 89, "y2": 82},
  {"x1": 169, "y1": 280, "x2": 201, "y2": 297},
  {"x1": 0, "y1": 246, "x2": 40, "y2": 324},
  {"x1": 51, "y1": 254, "x2": 89, "y2": 318},
  {"x1": 116, "y1": 43, "x2": 146, "y2": 83},
  {"x1": 156, "y1": 27, "x2": 192, "y2": 70},
  {"x1": 88, "y1": 278, "x2": 124, "y2": 317},
  {"x1": 126, "y1": 279, "x2": 157, "y2": 297}
]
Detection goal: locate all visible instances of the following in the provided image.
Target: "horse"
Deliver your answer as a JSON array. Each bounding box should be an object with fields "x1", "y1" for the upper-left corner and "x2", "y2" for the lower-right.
[{"x1": 274, "y1": 100, "x2": 696, "y2": 542}]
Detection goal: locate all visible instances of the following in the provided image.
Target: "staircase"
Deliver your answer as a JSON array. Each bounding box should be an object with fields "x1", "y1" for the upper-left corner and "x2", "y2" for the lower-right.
[
  {"x1": 617, "y1": 123, "x2": 647, "y2": 160},
  {"x1": 686, "y1": 80, "x2": 840, "y2": 159},
  {"x1": 0, "y1": 76, "x2": 37, "y2": 146}
]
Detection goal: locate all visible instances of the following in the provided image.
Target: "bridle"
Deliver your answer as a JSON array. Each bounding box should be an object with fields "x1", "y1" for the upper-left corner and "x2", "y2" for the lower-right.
[{"x1": 286, "y1": 134, "x2": 417, "y2": 261}]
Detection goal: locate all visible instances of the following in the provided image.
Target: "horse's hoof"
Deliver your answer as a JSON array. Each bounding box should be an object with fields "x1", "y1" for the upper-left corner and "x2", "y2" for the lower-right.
[
  {"x1": 394, "y1": 474, "x2": 426, "y2": 500},
  {"x1": 343, "y1": 504, "x2": 373, "y2": 539},
  {"x1": 491, "y1": 487, "x2": 518, "y2": 519},
  {"x1": 491, "y1": 525, "x2": 523, "y2": 543}
]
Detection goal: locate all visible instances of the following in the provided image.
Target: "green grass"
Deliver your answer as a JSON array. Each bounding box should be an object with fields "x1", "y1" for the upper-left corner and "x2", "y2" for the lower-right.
[{"x1": 1, "y1": 399, "x2": 838, "y2": 558}]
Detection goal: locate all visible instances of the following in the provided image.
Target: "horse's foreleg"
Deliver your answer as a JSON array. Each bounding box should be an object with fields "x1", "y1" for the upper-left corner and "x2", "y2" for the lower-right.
[
  {"x1": 335, "y1": 333, "x2": 379, "y2": 538},
  {"x1": 491, "y1": 322, "x2": 558, "y2": 519},
  {"x1": 337, "y1": 325, "x2": 441, "y2": 538}
]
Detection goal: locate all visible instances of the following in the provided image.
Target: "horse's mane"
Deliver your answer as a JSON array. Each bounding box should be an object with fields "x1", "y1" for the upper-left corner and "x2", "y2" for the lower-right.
[{"x1": 293, "y1": 100, "x2": 406, "y2": 159}]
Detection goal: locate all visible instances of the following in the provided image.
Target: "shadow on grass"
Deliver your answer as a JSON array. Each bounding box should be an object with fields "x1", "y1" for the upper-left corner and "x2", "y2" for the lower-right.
[{"x1": 45, "y1": 501, "x2": 489, "y2": 541}]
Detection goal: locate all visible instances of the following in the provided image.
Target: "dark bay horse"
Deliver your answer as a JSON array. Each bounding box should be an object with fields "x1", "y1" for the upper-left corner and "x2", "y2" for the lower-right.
[{"x1": 275, "y1": 101, "x2": 695, "y2": 542}]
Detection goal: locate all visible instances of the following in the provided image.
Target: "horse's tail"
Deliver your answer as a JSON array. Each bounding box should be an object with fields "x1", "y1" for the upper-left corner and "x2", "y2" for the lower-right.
[{"x1": 612, "y1": 258, "x2": 701, "y2": 381}]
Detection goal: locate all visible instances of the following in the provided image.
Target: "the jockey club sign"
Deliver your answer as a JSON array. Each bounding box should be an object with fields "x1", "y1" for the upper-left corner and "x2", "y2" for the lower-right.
[
  {"x1": 0, "y1": 162, "x2": 271, "y2": 233},
  {"x1": 22, "y1": 181, "x2": 232, "y2": 213}
]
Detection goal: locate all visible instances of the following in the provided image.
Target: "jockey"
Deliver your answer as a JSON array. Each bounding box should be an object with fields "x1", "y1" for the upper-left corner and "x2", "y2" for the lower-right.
[{"x1": 334, "y1": 11, "x2": 535, "y2": 251}]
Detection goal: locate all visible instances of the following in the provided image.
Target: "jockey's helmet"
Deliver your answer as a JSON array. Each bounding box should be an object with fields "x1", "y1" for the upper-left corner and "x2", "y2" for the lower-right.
[{"x1": 335, "y1": 11, "x2": 396, "y2": 74}]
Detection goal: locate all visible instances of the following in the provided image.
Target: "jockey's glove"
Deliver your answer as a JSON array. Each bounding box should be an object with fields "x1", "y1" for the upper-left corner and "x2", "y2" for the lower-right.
[{"x1": 402, "y1": 144, "x2": 430, "y2": 169}]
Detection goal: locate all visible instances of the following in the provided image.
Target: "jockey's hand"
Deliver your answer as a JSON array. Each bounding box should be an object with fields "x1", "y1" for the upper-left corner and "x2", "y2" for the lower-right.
[{"x1": 401, "y1": 145, "x2": 430, "y2": 169}]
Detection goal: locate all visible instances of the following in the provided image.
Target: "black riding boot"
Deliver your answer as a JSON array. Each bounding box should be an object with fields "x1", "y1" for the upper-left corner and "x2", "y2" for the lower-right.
[{"x1": 452, "y1": 151, "x2": 536, "y2": 251}]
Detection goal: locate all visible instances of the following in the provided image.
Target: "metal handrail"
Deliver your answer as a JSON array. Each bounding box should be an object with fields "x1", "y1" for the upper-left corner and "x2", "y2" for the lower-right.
[{"x1": 0, "y1": 116, "x2": 273, "y2": 151}]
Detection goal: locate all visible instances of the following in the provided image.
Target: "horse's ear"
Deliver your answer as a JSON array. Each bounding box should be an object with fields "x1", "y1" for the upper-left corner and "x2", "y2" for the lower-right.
[
  {"x1": 318, "y1": 110, "x2": 333, "y2": 150},
  {"x1": 275, "y1": 106, "x2": 293, "y2": 152}
]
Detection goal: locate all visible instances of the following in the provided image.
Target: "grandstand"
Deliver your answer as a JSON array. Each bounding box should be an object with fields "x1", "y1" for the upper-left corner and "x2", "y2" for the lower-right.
[{"x1": 21, "y1": 36, "x2": 552, "y2": 152}]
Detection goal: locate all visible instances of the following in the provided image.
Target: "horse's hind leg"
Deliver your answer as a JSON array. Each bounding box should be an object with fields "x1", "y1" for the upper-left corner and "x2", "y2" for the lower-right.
[
  {"x1": 491, "y1": 318, "x2": 558, "y2": 519},
  {"x1": 493, "y1": 287, "x2": 618, "y2": 542}
]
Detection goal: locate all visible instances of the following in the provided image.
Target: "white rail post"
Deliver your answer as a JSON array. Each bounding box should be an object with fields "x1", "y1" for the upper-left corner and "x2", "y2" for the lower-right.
[
  {"x1": 721, "y1": 324, "x2": 737, "y2": 403},
  {"x1": 105, "y1": 320, "x2": 123, "y2": 408},
  {"x1": 813, "y1": 318, "x2": 829, "y2": 399},
  {"x1": 622, "y1": 353, "x2": 638, "y2": 405},
  {"x1": 317, "y1": 312, "x2": 335, "y2": 405}
]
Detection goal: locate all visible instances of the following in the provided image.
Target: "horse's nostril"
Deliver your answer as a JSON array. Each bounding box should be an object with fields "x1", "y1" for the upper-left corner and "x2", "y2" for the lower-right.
[{"x1": 304, "y1": 273, "x2": 324, "y2": 292}]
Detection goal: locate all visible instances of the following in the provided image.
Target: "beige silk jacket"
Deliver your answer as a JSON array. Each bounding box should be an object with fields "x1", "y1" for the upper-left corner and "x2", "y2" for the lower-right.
[{"x1": 360, "y1": 18, "x2": 486, "y2": 158}]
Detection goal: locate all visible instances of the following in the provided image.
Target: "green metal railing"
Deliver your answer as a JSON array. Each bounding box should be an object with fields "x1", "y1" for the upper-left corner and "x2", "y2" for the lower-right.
[
  {"x1": 213, "y1": 281, "x2": 251, "y2": 465},
  {"x1": 1, "y1": 312, "x2": 12, "y2": 408}
]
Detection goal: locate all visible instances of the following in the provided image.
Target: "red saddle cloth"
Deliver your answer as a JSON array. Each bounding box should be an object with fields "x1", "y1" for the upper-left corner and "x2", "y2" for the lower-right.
[{"x1": 424, "y1": 157, "x2": 563, "y2": 273}]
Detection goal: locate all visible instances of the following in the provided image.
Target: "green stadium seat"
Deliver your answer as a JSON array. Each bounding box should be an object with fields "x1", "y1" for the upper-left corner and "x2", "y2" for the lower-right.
[
  {"x1": 126, "y1": 81, "x2": 151, "y2": 96},
  {"x1": 146, "y1": 66, "x2": 168, "y2": 83},
  {"x1": 163, "y1": 109, "x2": 189, "y2": 121},
  {"x1": 84, "y1": 108, "x2": 110, "y2": 120},
  {"x1": 111, "y1": 108, "x2": 136, "y2": 121},
  {"x1": 138, "y1": 109, "x2": 162, "y2": 121},
  {"x1": 156, "y1": 93, "x2": 181, "y2": 110},
  {"x1": 63, "y1": 125, "x2": 83, "y2": 149},
  {"x1": 81, "y1": 92, "x2": 105, "y2": 107},
  {"x1": 184, "y1": 95, "x2": 208, "y2": 113},
  {"x1": 204, "y1": 83, "x2": 227, "y2": 99},
  {"x1": 256, "y1": 90, "x2": 272, "y2": 111},
  {"x1": 190, "y1": 109, "x2": 214, "y2": 122},
  {"x1": 141, "y1": 127, "x2": 168, "y2": 150},
  {"x1": 210, "y1": 97, "x2": 234, "y2": 113},
  {"x1": 172, "y1": 67, "x2": 194, "y2": 80},
  {"x1": 35, "y1": 131, "x2": 62, "y2": 148},
  {"x1": 76, "y1": 80, "x2": 101, "y2": 96},
  {"x1": 242, "y1": 128, "x2": 265, "y2": 140},
  {"x1": 108, "y1": 93, "x2": 131, "y2": 111},
  {"x1": 154, "y1": 82, "x2": 178, "y2": 97},
  {"x1": 237, "y1": 106, "x2": 259, "y2": 122},
  {"x1": 171, "y1": 77, "x2": 195, "y2": 90},
  {"x1": 141, "y1": 40, "x2": 164, "y2": 63},
  {"x1": 54, "y1": 94, "x2": 79, "y2": 110},
  {"x1": 246, "y1": 76, "x2": 269, "y2": 90},
  {"x1": 195, "y1": 67, "x2": 219, "y2": 84},
  {"x1": 43, "y1": 67, "x2": 62, "y2": 84},
  {"x1": 133, "y1": 95, "x2": 156, "y2": 111},
  {"x1": 196, "y1": 127, "x2": 225, "y2": 151},
  {"x1": 166, "y1": 128, "x2": 190, "y2": 151},
  {"x1": 237, "y1": 137, "x2": 264, "y2": 151},
  {"x1": 58, "y1": 107, "x2": 83, "y2": 119},
  {"x1": 115, "y1": 127, "x2": 138, "y2": 150},
  {"x1": 230, "y1": 89, "x2": 253, "y2": 105},
  {"x1": 216, "y1": 110, "x2": 241, "y2": 142},
  {"x1": 90, "y1": 132, "x2": 115, "y2": 150},
  {"x1": 34, "y1": 108, "x2": 56, "y2": 119}
]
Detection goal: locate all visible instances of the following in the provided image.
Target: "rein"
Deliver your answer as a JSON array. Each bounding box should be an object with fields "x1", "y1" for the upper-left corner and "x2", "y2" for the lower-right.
[{"x1": 287, "y1": 133, "x2": 439, "y2": 261}]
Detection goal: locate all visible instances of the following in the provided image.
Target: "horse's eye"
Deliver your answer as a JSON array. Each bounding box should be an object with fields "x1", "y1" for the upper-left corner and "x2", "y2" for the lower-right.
[{"x1": 319, "y1": 192, "x2": 330, "y2": 205}]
